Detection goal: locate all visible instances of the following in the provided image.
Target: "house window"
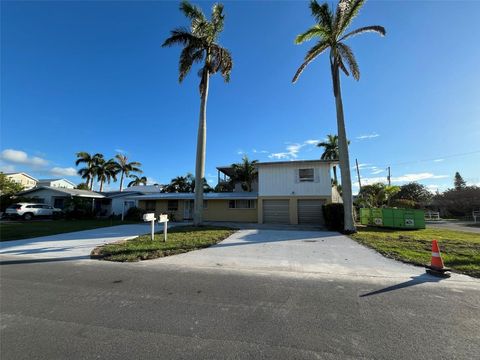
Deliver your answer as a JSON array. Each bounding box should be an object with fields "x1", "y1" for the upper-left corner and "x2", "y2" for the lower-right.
[
  {"x1": 167, "y1": 200, "x2": 178, "y2": 211},
  {"x1": 228, "y1": 200, "x2": 256, "y2": 209},
  {"x1": 145, "y1": 201, "x2": 156, "y2": 211},
  {"x1": 203, "y1": 200, "x2": 208, "y2": 209},
  {"x1": 298, "y1": 168, "x2": 314, "y2": 182}
]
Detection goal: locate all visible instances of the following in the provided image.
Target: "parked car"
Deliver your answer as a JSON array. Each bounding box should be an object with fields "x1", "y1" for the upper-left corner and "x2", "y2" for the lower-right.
[{"x1": 4, "y1": 203, "x2": 62, "y2": 220}]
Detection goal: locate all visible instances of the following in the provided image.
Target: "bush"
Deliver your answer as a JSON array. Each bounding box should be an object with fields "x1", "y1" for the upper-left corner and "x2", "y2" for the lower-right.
[
  {"x1": 124, "y1": 207, "x2": 146, "y2": 221},
  {"x1": 323, "y1": 203, "x2": 344, "y2": 232}
]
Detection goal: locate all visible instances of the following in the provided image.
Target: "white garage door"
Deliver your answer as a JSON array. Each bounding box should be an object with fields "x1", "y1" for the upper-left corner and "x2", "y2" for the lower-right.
[
  {"x1": 263, "y1": 200, "x2": 290, "y2": 224},
  {"x1": 298, "y1": 200, "x2": 325, "y2": 225}
]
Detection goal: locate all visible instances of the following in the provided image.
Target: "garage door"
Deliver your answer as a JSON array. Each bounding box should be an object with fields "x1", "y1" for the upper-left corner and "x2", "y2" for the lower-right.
[
  {"x1": 263, "y1": 200, "x2": 290, "y2": 224},
  {"x1": 298, "y1": 200, "x2": 325, "y2": 225}
]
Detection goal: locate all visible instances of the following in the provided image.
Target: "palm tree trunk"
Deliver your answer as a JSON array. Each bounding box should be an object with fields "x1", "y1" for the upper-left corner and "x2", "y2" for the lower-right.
[
  {"x1": 99, "y1": 180, "x2": 104, "y2": 192},
  {"x1": 119, "y1": 171, "x2": 124, "y2": 191},
  {"x1": 194, "y1": 69, "x2": 209, "y2": 226},
  {"x1": 331, "y1": 62, "x2": 356, "y2": 233},
  {"x1": 89, "y1": 177, "x2": 94, "y2": 191},
  {"x1": 333, "y1": 166, "x2": 338, "y2": 185}
]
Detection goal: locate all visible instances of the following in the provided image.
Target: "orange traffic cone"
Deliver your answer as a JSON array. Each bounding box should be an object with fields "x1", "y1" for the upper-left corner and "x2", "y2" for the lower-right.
[{"x1": 426, "y1": 239, "x2": 450, "y2": 277}]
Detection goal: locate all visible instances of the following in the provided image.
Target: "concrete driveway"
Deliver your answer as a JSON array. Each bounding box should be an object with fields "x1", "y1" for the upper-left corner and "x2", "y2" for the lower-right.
[
  {"x1": 0, "y1": 224, "x2": 153, "y2": 261},
  {"x1": 144, "y1": 229, "x2": 476, "y2": 283}
]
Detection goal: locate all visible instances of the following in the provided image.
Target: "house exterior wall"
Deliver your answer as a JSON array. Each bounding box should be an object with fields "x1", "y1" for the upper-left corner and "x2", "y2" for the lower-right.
[
  {"x1": 110, "y1": 198, "x2": 137, "y2": 216},
  {"x1": 18, "y1": 189, "x2": 60, "y2": 205},
  {"x1": 258, "y1": 163, "x2": 332, "y2": 197},
  {"x1": 38, "y1": 179, "x2": 75, "y2": 189},
  {"x1": 139, "y1": 199, "x2": 257, "y2": 223},
  {"x1": 6, "y1": 173, "x2": 37, "y2": 190}
]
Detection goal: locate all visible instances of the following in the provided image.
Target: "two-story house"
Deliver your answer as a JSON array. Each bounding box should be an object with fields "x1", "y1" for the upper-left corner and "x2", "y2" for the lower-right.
[{"x1": 133, "y1": 159, "x2": 340, "y2": 225}]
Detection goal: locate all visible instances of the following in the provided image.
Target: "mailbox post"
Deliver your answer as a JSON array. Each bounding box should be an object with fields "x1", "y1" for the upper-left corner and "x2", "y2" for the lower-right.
[
  {"x1": 158, "y1": 214, "x2": 169, "y2": 242},
  {"x1": 143, "y1": 213, "x2": 156, "y2": 240}
]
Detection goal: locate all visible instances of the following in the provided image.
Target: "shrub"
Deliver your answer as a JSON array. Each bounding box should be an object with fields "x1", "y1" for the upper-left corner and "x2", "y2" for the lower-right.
[
  {"x1": 323, "y1": 203, "x2": 344, "y2": 232},
  {"x1": 390, "y1": 199, "x2": 419, "y2": 209},
  {"x1": 124, "y1": 206, "x2": 146, "y2": 221}
]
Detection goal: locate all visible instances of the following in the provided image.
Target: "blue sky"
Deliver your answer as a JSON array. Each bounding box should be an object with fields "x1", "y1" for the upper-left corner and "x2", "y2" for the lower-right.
[{"x1": 1, "y1": 0, "x2": 479, "y2": 193}]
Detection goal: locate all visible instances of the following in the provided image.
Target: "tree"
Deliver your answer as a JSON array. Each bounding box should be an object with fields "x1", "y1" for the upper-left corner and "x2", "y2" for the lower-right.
[
  {"x1": 454, "y1": 172, "x2": 466, "y2": 190},
  {"x1": 76, "y1": 152, "x2": 104, "y2": 190},
  {"x1": 163, "y1": 0, "x2": 233, "y2": 225},
  {"x1": 128, "y1": 175, "x2": 148, "y2": 187},
  {"x1": 231, "y1": 155, "x2": 258, "y2": 192},
  {"x1": 394, "y1": 182, "x2": 432, "y2": 204},
  {"x1": 75, "y1": 183, "x2": 90, "y2": 190},
  {"x1": 317, "y1": 134, "x2": 349, "y2": 185},
  {"x1": 0, "y1": 172, "x2": 24, "y2": 196},
  {"x1": 114, "y1": 154, "x2": 142, "y2": 191},
  {"x1": 94, "y1": 158, "x2": 118, "y2": 192},
  {"x1": 357, "y1": 183, "x2": 399, "y2": 208},
  {"x1": 292, "y1": 0, "x2": 385, "y2": 233}
]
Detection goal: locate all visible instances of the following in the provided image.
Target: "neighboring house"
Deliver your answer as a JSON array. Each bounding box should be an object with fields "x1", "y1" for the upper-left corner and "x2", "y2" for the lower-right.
[
  {"x1": 124, "y1": 184, "x2": 164, "y2": 193},
  {"x1": 4, "y1": 172, "x2": 37, "y2": 190},
  {"x1": 37, "y1": 178, "x2": 76, "y2": 189},
  {"x1": 216, "y1": 166, "x2": 258, "y2": 192},
  {"x1": 134, "y1": 159, "x2": 338, "y2": 225},
  {"x1": 17, "y1": 186, "x2": 104, "y2": 209},
  {"x1": 100, "y1": 191, "x2": 144, "y2": 216}
]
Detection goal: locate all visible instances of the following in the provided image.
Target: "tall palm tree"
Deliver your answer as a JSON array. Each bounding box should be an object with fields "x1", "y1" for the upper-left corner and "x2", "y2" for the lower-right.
[
  {"x1": 114, "y1": 154, "x2": 142, "y2": 191},
  {"x1": 162, "y1": 0, "x2": 233, "y2": 225},
  {"x1": 128, "y1": 175, "x2": 148, "y2": 187},
  {"x1": 317, "y1": 134, "x2": 350, "y2": 185},
  {"x1": 94, "y1": 158, "x2": 118, "y2": 192},
  {"x1": 75, "y1": 152, "x2": 104, "y2": 190},
  {"x1": 292, "y1": 0, "x2": 385, "y2": 233},
  {"x1": 231, "y1": 155, "x2": 258, "y2": 192}
]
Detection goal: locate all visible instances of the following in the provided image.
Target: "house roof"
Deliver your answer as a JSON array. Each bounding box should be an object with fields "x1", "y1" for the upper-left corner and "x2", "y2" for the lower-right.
[
  {"x1": 18, "y1": 186, "x2": 105, "y2": 198},
  {"x1": 216, "y1": 166, "x2": 236, "y2": 178},
  {"x1": 256, "y1": 159, "x2": 338, "y2": 166},
  {"x1": 101, "y1": 191, "x2": 144, "y2": 198},
  {"x1": 123, "y1": 185, "x2": 164, "y2": 193},
  {"x1": 4, "y1": 172, "x2": 38, "y2": 181},
  {"x1": 129, "y1": 192, "x2": 258, "y2": 201},
  {"x1": 37, "y1": 178, "x2": 76, "y2": 186}
]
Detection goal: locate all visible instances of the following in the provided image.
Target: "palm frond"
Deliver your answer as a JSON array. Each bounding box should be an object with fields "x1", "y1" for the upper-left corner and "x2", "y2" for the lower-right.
[
  {"x1": 210, "y1": 45, "x2": 233, "y2": 82},
  {"x1": 211, "y1": 3, "x2": 225, "y2": 34},
  {"x1": 162, "y1": 28, "x2": 201, "y2": 48},
  {"x1": 309, "y1": 0, "x2": 333, "y2": 32},
  {"x1": 337, "y1": 43, "x2": 360, "y2": 80},
  {"x1": 295, "y1": 24, "x2": 329, "y2": 44},
  {"x1": 180, "y1": 0, "x2": 206, "y2": 22},
  {"x1": 337, "y1": 55, "x2": 350, "y2": 76},
  {"x1": 340, "y1": 25, "x2": 386, "y2": 41},
  {"x1": 179, "y1": 45, "x2": 204, "y2": 82},
  {"x1": 337, "y1": 0, "x2": 365, "y2": 35},
  {"x1": 292, "y1": 41, "x2": 329, "y2": 83}
]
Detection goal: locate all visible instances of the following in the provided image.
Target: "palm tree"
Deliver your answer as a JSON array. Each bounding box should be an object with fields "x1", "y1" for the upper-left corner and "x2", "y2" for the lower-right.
[
  {"x1": 231, "y1": 155, "x2": 258, "y2": 192},
  {"x1": 128, "y1": 175, "x2": 148, "y2": 187},
  {"x1": 292, "y1": 0, "x2": 385, "y2": 233},
  {"x1": 75, "y1": 152, "x2": 103, "y2": 191},
  {"x1": 94, "y1": 158, "x2": 118, "y2": 192},
  {"x1": 114, "y1": 154, "x2": 142, "y2": 191},
  {"x1": 162, "y1": 0, "x2": 233, "y2": 226},
  {"x1": 317, "y1": 134, "x2": 350, "y2": 185}
]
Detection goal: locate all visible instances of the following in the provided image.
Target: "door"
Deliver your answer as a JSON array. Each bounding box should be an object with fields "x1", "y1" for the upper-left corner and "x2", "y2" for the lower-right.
[
  {"x1": 184, "y1": 200, "x2": 194, "y2": 220},
  {"x1": 263, "y1": 200, "x2": 290, "y2": 224},
  {"x1": 297, "y1": 199, "x2": 325, "y2": 225}
]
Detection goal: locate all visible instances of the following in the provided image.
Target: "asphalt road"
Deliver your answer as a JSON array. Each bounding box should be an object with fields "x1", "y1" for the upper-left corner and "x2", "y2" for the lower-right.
[{"x1": 1, "y1": 259, "x2": 479, "y2": 359}]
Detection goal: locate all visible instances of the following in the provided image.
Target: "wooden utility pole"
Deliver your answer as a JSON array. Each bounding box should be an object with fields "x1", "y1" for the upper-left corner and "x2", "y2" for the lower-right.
[
  {"x1": 387, "y1": 166, "x2": 391, "y2": 186},
  {"x1": 355, "y1": 158, "x2": 362, "y2": 191}
]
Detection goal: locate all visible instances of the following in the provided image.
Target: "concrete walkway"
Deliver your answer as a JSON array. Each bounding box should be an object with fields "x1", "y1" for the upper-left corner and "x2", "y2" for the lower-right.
[{"x1": 0, "y1": 224, "x2": 154, "y2": 261}]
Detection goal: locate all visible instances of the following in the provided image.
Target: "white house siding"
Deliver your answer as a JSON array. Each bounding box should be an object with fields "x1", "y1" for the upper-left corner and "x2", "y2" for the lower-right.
[
  {"x1": 110, "y1": 197, "x2": 137, "y2": 216},
  {"x1": 258, "y1": 163, "x2": 332, "y2": 197},
  {"x1": 37, "y1": 179, "x2": 75, "y2": 189}
]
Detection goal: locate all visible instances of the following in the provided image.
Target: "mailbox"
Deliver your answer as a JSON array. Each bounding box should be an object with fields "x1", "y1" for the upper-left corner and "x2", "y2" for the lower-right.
[
  {"x1": 143, "y1": 213, "x2": 156, "y2": 222},
  {"x1": 158, "y1": 214, "x2": 169, "y2": 223}
]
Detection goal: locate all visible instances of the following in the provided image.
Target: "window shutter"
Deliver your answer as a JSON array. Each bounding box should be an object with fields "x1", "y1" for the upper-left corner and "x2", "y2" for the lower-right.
[
  {"x1": 314, "y1": 168, "x2": 320, "y2": 182},
  {"x1": 294, "y1": 169, "x2": 300, "y2": 183}
]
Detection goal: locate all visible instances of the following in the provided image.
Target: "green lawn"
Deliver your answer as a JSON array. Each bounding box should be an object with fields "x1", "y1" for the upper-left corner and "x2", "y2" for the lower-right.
[
  {"x1": 92, "y1": 226, "x2": 236, "y2": 262},
  {"x1": 0, "y1": 219, "x2": 137, "y2": 241},
  {"x1": 350, "y1": 227, "x2": 480, "y2": 278}
]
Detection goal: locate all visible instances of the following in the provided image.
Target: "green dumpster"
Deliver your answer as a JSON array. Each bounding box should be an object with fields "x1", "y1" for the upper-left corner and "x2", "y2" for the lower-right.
[{"x1": 359, "y1": 208, "x2": 425, "y2": 229}]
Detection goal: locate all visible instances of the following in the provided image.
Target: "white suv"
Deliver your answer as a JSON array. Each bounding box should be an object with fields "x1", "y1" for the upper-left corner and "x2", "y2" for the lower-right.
[{"x1": 4, "y1": 203, "x2": 62, "y2": 220}]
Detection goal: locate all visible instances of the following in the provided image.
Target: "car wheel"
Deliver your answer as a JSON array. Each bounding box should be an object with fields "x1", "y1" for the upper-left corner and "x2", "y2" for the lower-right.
[{"x1": 23, "y1": 213, "x2": 34, "y2": 221}]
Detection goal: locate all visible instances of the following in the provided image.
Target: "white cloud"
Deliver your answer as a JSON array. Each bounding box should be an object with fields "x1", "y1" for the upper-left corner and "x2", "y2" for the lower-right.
[
  {"x1": 268, "y1": 139, "x2": 319, "y2": 160},
  {"x1": 356, "y1": 133, "x2": 380, "y2": 140},
  {"x1": 0, "y1": 164, "x2": 16, "y2": 173},
  {"x1": 50, "y1": 167, "x2": 77, "y2": 177},
  {"x1": 115, "y1": 148, "x2": 127, "y2": 154},
  {"x1": 0, "y1": 149, "x2": 48, "y2": 166},
  {"x1": 252, "y1": 149, "x2": 269, "y2": 154},
  {"x1": 370, "y1": 168, "x2": 384, "y2": 175},
  {"x1": 360, "y1": 172, "x2": 449, "y2": 186},
  {"x1": 433, "y1": 159, "x2": 444, "y2": 162},
  {"x1": 146, "y1": 177, "x2": 159, "y2": 185},
  {"x1": 269, "y1": 152, "x2": 290, "y2": 160},
  {"x1": 304, "y1": 139, "x2": 320, "y2": 145}
]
